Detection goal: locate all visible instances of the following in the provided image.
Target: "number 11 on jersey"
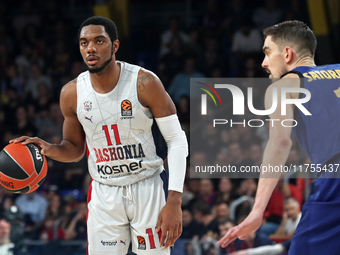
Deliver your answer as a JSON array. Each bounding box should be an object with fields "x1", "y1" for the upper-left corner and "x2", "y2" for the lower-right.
[{"x1": 102, "y1": 124, "x2": 121, "y2": 146}]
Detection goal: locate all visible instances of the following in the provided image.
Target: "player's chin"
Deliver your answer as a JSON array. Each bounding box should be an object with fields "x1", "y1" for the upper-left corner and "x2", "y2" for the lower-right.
[
  {"x1": 88, "y1": 66, "x2": 102, "y2": 73},
  {"x1": 268, "y1": 73, "x2": 278, "y2": 80}
]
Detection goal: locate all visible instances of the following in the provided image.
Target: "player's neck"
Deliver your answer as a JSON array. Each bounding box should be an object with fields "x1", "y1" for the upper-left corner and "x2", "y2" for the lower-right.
[
  {"x1": 291, "y1": 56, "x2": 316, "y2": 69},
  {"x1": 90, "y1": 61, "x2": 121, "y2": 94}
]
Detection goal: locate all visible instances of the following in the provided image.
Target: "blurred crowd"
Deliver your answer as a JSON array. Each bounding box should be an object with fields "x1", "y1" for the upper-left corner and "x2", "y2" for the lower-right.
[{"x1": 0, "y1": 0, "x2": 315, "y2": 254}]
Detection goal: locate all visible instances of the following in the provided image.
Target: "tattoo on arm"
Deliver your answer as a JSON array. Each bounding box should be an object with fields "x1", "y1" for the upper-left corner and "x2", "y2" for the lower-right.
[{"x1": 137, "y1": 73, "x2": 153, "y2": 92}]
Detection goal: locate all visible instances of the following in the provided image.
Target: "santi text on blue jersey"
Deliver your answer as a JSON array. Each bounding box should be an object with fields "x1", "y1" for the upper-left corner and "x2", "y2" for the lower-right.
[{"x1": 303, "y1": 69, "x2": 340, "y2": 82}]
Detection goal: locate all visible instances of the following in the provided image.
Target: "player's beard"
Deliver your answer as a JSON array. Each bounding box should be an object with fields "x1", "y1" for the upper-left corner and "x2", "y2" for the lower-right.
[
  {"x1": 88, "y1": 47, "x2": 114, "y2": 74},
  {"x1": 88, "y1": 55, "x2": 113, "y2": 73}
]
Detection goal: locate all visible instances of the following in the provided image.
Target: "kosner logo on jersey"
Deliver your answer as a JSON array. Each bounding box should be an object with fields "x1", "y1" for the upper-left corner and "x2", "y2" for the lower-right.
[{"x1": 198, "y1": 82, "x2": 311, "y2": 128}]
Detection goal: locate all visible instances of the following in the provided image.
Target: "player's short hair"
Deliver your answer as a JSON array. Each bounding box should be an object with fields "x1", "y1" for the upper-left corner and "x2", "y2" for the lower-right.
[
  {"x1": 78, "y1": 16, "x2": 118, "y2": 43},
  {"x1": 263, "y1": 20, "x2": 317, "y2": 57}
]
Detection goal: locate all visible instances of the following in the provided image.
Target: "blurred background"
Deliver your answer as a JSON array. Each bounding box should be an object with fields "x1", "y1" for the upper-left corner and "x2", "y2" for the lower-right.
[{"x1": 0, "y1": 0, "x2": 339, "y2": 254}]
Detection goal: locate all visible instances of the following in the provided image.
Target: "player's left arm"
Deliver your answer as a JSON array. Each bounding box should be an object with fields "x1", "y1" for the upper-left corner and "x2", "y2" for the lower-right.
[
  {"x1": 218, "y1": 73, "x2": 300, "y2": 247},
  {"x1": 137, "y1": 68, "x2": 188, "y2": 248},
  {"x1": 252, "y1": 73, "x2": 301, "y2": 214}
]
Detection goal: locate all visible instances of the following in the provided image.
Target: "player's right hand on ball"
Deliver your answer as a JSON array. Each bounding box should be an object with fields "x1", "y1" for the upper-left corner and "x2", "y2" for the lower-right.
[{"x1": 10, "y1": 136, "x2": 51, "y2": 156}]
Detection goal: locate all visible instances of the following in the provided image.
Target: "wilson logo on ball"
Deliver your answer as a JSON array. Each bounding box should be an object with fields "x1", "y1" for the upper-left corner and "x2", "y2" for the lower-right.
[
  {"x1": 0, "y1": 178, "x2": 14, "y2": 189},
  {"x1": 121, "y1": 100, "x2": 132, "y2": 116},
  {"x1": 0, "y1": 143, "x2": 48, "y2": 194}
]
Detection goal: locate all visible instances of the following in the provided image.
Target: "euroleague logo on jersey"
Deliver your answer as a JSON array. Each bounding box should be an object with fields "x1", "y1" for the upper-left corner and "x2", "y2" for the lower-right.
[
  {"x1": 137, "y1": 236, "x2": 146, "y2": 250},
  {"x1": 121, "y1": 99, "x2": 134, "y2": 119}
]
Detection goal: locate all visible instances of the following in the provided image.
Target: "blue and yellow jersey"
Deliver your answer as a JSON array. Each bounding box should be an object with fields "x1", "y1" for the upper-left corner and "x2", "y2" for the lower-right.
[{"x1": 287, "y1": 64, "x2": 340, "y2": 167}]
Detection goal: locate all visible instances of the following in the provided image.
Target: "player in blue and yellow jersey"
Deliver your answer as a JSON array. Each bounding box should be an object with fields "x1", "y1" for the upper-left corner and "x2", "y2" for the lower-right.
[{"x1": 218, "y1": 20, "x2": 340, "y2": 254}]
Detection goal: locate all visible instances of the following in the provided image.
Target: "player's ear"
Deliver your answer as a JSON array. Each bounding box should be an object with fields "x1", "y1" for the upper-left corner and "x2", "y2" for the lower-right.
[
  {"x1": 284, "y1": 46, "x2": 294, "y2": 63},
  {"x1": 112, "y1": 39, "x2": 120, "y2": 55}
]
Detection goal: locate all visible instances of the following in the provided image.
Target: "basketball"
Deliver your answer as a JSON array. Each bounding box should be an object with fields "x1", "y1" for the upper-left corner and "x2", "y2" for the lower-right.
[{"x1": 0, "y1": 143, "x2": 48, "y2": 194}]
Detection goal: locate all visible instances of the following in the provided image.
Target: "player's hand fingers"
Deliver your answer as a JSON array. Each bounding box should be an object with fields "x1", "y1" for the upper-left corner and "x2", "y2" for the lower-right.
[
  {"x1": 217, "y1": 227, "x2": 233, "y2": 245},
  {"x1": 169, "y1": 222, "x2": 181, "y2": 243},
  {"x1": 159, "y1": 225, "x2": 168, "y2": 247},
  {"x1": 155, "y1": 217, "x2": 162, "y2": 234},
  {"x1": 169, "y1": 223, "x2": 180, "y2": 247},
  {"x1": 223, "y1": 235, "x2": 238, "y2": 248},
  {"x1": 9, "y1": 137, "x2": 48, "y2": 155},
  {"x1": 21, "y1": 137, "x2": 41, "y2": 145},
  {"x1": 9, "y1": 136, "x2": 30, "y2": 143},
  {"x1": 164, "y1": 226, "x2": 174, "y2": 249},
  {"x1": 175, "y1": 222, "x2": 182, "y2": 241},
  {"x1": 170, "y1": 223, "x2": 181, "y2": 247},
  {"x1": 217, "y1": 227, "x2": 238, "y2": 247},
  {"x1": 22, "y1": 138, "x2": 49, "y2": 155}
]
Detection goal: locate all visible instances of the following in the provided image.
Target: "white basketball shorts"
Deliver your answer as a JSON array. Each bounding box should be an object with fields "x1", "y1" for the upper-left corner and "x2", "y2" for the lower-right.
[{"x1": 87, "y1": 171, "x2": 170, "y2": 255}]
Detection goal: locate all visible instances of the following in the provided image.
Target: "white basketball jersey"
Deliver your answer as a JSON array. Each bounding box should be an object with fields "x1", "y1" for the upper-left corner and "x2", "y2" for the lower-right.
[{"x1": 76, "y1": 61, "x2": 164, "y2": 186}]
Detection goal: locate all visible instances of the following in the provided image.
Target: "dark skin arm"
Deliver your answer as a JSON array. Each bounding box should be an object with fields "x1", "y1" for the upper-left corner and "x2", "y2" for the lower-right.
[
  {"x1": 10, "y1": 80, "x2": 86, "y2": 162},
  {"x1": 137, "y1": 69, "x2": 183, "y2": 249}
]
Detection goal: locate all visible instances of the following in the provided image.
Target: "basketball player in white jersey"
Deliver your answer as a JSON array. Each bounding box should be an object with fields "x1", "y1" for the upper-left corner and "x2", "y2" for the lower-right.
[{"x1": 11, "y1": 16, "x2": 188, "y2": 255}]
